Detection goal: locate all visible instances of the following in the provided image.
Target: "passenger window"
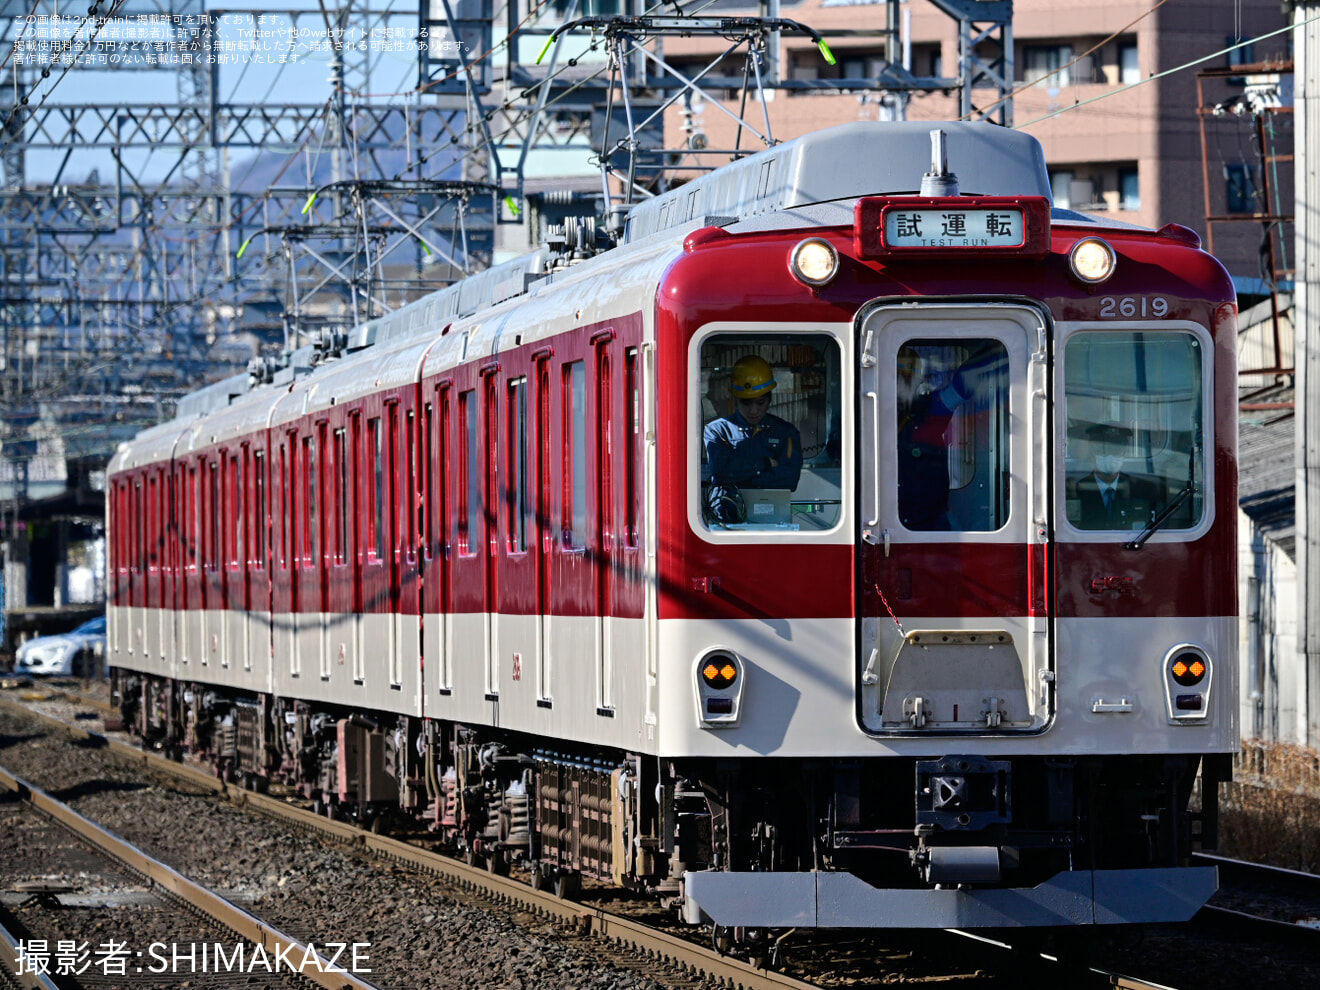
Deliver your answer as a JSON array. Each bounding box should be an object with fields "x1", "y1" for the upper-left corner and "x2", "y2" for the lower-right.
[
  {"x1": 698, "y1": 333, "x2": 842, "y2": 532},
  {"x1": 1063, "y1": 331, "x2": 1205, "y2": 532},
  {"x1": 565, "y1": 362, "x2": 587, "y2": 548},
  {"x1": 896, "y1": 339, "x2": 1011, "y2": 533}
]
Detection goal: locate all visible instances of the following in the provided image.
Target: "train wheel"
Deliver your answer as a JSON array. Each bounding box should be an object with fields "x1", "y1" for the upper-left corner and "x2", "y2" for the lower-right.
[
  {"x1": 528, "y1": 865, "x2": 546, "y2": 891},
  {"x1": 552, "y1": 871, "x2": 580, "y2": 900},
  {"x1": 486, "y1": 850, "x2": 510, "y2": 876},
  {"x1": 711, "y1": 926, "x2": 732, "y2": 956}
]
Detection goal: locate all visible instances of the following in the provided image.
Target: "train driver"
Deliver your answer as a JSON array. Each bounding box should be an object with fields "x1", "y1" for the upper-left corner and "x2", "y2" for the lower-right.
[
  {"x1": 1068, "y1": 422, "x2": 1159, "y2": 530},
  {"x1": 704, "y1": 355, "x2": 803, "y2": 521}
]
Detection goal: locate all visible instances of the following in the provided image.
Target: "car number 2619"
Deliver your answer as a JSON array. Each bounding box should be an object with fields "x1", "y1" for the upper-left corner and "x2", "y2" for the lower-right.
[{"x1": 1098, "y1": 296, "x2": 1168, "y2": 318}]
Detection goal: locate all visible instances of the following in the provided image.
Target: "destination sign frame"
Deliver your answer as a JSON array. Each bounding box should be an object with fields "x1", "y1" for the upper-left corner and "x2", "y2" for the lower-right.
[{"x1": 854, "y1": 196, "x2": 1052, "y2": 260}]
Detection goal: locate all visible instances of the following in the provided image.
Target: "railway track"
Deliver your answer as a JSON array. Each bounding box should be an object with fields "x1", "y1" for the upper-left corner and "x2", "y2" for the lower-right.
[
  {"x1": 4, "y1": 688, "x2": 1318, "y2": 990},
  {"x1": 0, "y1": 693, "x2": 827, "y2": 990},
  {"x1": 0, "y1": 761, "x2": 365, "y2": 990},
  {"x1": 1192, "y1": 852, "x2": 1320, "y2": 946}
]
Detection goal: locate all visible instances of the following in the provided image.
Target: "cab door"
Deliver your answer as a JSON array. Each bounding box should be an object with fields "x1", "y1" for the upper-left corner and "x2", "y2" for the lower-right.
[{"x1": 857, "y1": 301, "x2": 1052, "y2": 734}]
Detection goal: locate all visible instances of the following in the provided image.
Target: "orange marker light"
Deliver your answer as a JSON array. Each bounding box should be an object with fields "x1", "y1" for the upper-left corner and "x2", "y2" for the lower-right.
[
  {"x1": 700, "y1": 654, "x2": 739, "y2": 690},
  {"x1": 1170, "y1": 653, "x2": 1207, "y2": 687}
]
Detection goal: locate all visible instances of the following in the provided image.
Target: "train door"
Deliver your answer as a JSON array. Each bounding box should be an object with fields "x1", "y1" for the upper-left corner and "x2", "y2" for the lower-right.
[
  {"x1": 594, "y1": 336, "x2": 615, "y2": 714},
  {"x1": 182, "y1": 461, "x2": 201, "y2": 671},
  {"x1": 856, "y1": 301, "x2": 1052, "y2": 734},
  {"x1": 145, "y1": 470, "x2": 162, "y2": 668},
  {"x1": 273, "y1": 434, "x2": 297, "y2": 681},
  {"x1": 325, "y1": 420, "x2": 356, "y2": 684},
  {"x1": 535, "y1": 357, "x2": 553, "y2": 706},
  {"x1": 421, "y1": 386, "x2": 453, "y2": 704},
  {"x1": 296, "y1": 428, "x2": 326, "y2": 680},
  {"x1": 246, "y1": 444, "x2": 271, "y2": 683},
  {"x1": 224, "y1": 450, "x2": 245, "y2": 671},
  {"x1": 396, "y1": 402, "x2": 421, "y2": 698},
  {"x1": 451, "y1": 384, "x2": 489, "y2": 703},
  {"x1": 202, "y1": 456, "x2": 225, "y2": 669}
]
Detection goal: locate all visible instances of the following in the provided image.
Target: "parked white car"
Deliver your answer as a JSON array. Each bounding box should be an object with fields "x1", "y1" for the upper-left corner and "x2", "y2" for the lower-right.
[{"x1": 15, "y1": 616, "x2": 107, "y2": 677}]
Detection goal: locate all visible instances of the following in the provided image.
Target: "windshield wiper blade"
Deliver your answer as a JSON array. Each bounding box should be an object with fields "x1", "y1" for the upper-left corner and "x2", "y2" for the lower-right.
[{"x1": 1123, "y1": 483, "x2": 1196, "y2": 551}]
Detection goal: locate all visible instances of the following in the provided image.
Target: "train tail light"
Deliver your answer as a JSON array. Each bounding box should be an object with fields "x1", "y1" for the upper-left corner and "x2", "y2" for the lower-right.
[
  {"x1": 696, "y1": 650, "x2": 745, "y2": 728},
  {"x1": 1163, "y1": 645, "x2": 1212, "y2": 723}
]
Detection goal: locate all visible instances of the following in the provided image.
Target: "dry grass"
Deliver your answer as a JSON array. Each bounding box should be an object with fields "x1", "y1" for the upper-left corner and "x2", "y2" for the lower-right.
[{"x1": 1216, "y1": 739, "x2": 1320, "y2": 871}]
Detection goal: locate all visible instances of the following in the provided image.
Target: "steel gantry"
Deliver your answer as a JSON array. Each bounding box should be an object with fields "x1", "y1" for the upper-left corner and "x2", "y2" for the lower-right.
[{"x1": 0, "y1": 0, "x2": 1014, "y2": 510}]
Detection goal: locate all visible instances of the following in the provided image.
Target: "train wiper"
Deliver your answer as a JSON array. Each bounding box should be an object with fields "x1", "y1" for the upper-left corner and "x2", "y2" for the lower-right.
[{"x1": 1123, "y1": 483, "x2": 1196, "y2": 551}]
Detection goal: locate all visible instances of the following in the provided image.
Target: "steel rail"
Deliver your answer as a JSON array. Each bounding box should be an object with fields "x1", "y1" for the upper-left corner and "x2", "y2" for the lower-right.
[
  {"x1": 0, "y1": 759, "x2": 383, "y2": 990},
  {"x1": 0, "y1": 697, "x2": 818, "y2": 990},
  {"x1": 0, "y1": 919, "x2": 61, "y2": 990}
]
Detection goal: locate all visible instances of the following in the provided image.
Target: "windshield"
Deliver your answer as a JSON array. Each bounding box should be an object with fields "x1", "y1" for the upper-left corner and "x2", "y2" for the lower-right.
[
  {"x1": 1062, "y1": 330, "x2": 1205, "y2": 534},
  {"x1": 74, "y1": 617, "x2": 107, "y2": 635}
]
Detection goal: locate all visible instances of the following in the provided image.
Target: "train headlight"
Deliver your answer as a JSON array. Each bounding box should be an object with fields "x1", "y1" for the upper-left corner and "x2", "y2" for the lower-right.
[
  {"x1": 789, "y1": 238, "x2": 839, "y2": 287},
  {"x1": 695, "y1": 650, "x2": 745, "y2": 728},
  {"x1": 1069, "y1": 237, "x2": 1116, "y2": 284},
  {"x1": 1162, "y1": 645, "x2": 1212, "y2": 723}
]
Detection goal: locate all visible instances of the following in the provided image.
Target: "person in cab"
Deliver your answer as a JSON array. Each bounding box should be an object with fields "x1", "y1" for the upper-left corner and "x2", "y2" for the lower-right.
[{"x1": 704, "y1": 355, "x2": 802, "y2": 522}]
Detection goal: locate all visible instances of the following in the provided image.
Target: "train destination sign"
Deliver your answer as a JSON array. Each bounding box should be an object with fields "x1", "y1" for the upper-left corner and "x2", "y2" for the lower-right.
[
  {"x1": 854, "y1": 195, "x2": 1052, "y2": 260},
  {"x1": 885, "y1": 207, "x2": 1024, "y2": 247}
]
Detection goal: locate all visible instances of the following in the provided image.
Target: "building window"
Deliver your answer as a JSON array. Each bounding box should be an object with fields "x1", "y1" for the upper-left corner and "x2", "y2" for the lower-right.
[
  {"x1": 1023, "y1": 44, "x2": 1072, "y2": 85},
  {"x1": 1227, "y1": 39, "x2": 1255, "y2": 69},
  {"x1": 1050, "y1": 170, "x2": 1074, "y2": 209},
  {"x1": 1119, "y1": 168, "x2": 1140, "y2": 210},
  {"x1": 1225, "y1": 163, "x2": 1258, "y2": 214},
  {"x1": 1119, "y1": 42, "x2": 1139, "y2": 84}
]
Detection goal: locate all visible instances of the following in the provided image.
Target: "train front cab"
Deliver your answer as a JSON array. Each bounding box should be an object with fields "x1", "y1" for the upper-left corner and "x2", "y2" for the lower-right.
[{"x1": 678, "y1": 241, "x2": 1236, "y2": 929}]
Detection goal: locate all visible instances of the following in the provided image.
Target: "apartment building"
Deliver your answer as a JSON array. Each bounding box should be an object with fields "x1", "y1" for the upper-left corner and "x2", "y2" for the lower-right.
[{"x1": 657, "y1": 0, "x2": 1291, "y2": 289}]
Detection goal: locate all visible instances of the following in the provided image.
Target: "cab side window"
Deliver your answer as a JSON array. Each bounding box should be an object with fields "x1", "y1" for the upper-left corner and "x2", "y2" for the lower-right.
[{"x1": 698, "y1": 333, "x2": 842, "y2": 532}]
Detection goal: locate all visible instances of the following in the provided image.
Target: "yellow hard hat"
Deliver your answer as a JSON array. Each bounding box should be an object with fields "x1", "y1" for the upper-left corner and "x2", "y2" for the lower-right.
[{"x1": 729, "y1": 355, "x2": 776, "y2": 399}]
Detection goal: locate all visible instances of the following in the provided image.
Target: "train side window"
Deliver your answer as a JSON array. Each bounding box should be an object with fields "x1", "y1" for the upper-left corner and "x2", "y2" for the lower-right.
[
  {"x1": 147, "y1": 474, "x2": 159, "y2": 571},
  {"x1": 334, "y1": 427, "x2": 349, "y2": 565},
  {"x1": 253, "y1": 449, "x2": 266, "y2": 568},
  {"x1": 564, "y1": 361, "x2": 588, "y2": 548},
  {"x1": 133, "y1": 478, "x2": 144, "y2": 574},
  {"x1": 698, "y1": 333, "x2": 842, "y2": 532},
  {"x1": 403, "y1": 407, "x2": 416, "y2": 560},
  {"x1": 187, "y1": 465, "x2": 199, "y2": 572},
  {"x1": 460, "y1": 389, "x2": 478, "y2": 556},
  {"x1": 302, "y1": 435, "x2": 317, "y2": 568},
  {"x1": 507, "y1": 377, "x2": 529, "y2": 553},
  {"x1": 368, "y1": 417, "x2": 384, "y2": 561},
  {"x1": 208, "y1": 461, "x2": 220, "y2": 572},
  {"x1": 277, "y1": 444, "x2": 289, "y2": 571},
  {"x1": 1062, "y1": 330, "x2": 1205, "y2": 533},
  {"x1": 896, "y1": 339, "x2": 1011, "y2": 533},
  {"x1": 229, "y1": 452, "x2": 242, "y2": 571},
  {"x1": 624, "y1": 347, "x2": 640, "y2": 549}
]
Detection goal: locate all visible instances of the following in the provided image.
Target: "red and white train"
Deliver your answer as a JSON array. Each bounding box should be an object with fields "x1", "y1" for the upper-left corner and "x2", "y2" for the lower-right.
[{"x1": 108, "y1": 121, "x2": 1238, "y2": 932}]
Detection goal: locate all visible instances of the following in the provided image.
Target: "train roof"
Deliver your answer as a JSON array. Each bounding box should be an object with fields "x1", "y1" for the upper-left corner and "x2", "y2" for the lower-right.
[
  {"x1": 147, "y1": 121, "x2": 1114, "y2": 434},
  {"x1": 623, "y1": 120, "x2": 1051, "y2": 243}
]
